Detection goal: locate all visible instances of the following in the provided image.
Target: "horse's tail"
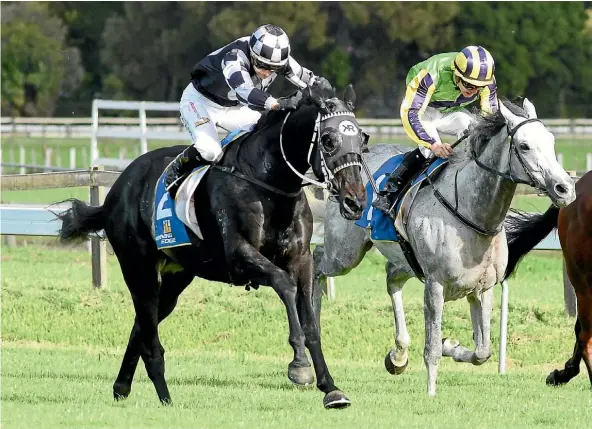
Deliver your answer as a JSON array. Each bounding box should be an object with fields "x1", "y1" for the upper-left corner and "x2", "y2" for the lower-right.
[
  {"x1": 55, "y1": 198, "x2": 105, "y2": 243},
  {"x1": 503, "y1": 206, "x2": 559, "y2": 280}
]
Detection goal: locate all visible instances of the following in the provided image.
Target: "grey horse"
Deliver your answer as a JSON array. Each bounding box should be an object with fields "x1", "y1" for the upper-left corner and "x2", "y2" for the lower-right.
[{"x1": 311, "y1": 98, "x2": 576, "y2": 396}]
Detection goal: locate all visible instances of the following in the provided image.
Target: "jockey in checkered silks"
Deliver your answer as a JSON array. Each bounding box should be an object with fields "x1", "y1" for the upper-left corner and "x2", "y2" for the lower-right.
[
  {"x1": 372, "y1": 46, "x2": 500, "y2": 219},
  {"x1": 165, "y1": 24, "x2": 316, "y2": 197}
]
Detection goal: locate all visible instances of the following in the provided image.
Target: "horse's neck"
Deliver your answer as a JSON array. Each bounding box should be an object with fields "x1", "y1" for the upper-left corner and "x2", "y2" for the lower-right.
[
  {"x1": 245, "y1": 108, "x2": 316, "y2": 193},
  {"x1": 451, "y1": 130, "x2": 517, "y2": 232}
]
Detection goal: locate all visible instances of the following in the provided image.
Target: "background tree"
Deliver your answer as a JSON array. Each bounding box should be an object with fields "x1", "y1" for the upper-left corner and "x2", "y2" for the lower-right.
[
  {"x1": 48, "y1": 2, "x2": 123, "y2": 114},
  {"x1": 1, "y1": 1, "x2": 590, "y2": 118},
  {"x1": 1, "y1": 2, "x2": 83, "y2": 116},
  {"x1": 448, "y1": 2, "x2": 591, "y2": 117}
]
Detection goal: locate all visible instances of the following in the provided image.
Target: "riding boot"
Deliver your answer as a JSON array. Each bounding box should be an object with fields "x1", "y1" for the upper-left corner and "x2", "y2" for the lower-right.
[
  {"x1": 164, "y1": 145, "x2": 208, "y2": 199},
  {"x1": 372, "y1": 148, "x2": 426, "y2": 219}
]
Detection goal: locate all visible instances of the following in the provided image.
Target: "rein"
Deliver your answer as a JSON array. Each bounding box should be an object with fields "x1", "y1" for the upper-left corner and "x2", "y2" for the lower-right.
[
  {"x1": 427, "y1": 118, "x2": 544, "y2": 236},
  {"x1": 216, "y1": 107, "x2": 363, "y2": 198},
  {"x1": 211, "y1": 165, "x2": 302, "y2": 198}
]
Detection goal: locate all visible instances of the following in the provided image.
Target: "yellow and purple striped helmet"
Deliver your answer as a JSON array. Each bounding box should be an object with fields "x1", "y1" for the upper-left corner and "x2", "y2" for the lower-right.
[{"x1": 453, "y1": 46, "x2": 495, "y2": 87}]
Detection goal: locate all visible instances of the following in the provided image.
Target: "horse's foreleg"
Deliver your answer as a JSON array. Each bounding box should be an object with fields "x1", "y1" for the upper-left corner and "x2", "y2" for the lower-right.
[
  {"x1": 233, "y1": 241, "x2": 348, "y2": 409},
  {"x1": 385, "y1": 261, "x2": 412, "y2": 375},
  {"x1": 442, "y1": 288, "x2": 493, "y2": 365},
  {"x1": 424, "y1": 278, "x2": 445, "y2": 396},
  {"x1": 293, "y1": 252, "x2": 351, "y2": 409},
  {"x1": 113, "y1": 270, "x2": 193, "y2": 400}
]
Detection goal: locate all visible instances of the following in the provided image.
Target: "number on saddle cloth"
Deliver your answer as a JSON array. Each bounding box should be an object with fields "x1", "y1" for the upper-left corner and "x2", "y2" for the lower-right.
[{"x1": 355, "y1": 156, "x2": 449, "y2": 242}]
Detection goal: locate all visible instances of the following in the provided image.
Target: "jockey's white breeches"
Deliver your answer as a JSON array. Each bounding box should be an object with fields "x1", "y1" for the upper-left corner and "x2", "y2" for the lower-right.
[
  {"x1": 418, "y1": 107, "x2": 475, "y2": 158},
  {"x1": 179, "y1": 83, "x2": 261, "y2": 162}
]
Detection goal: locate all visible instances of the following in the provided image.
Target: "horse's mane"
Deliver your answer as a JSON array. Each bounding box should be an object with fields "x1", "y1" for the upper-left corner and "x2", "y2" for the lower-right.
[
  {"x1": 252, "y1": 77, "x2": 336, "y2": 132},
  {"x1": 252, "y1": 95, "x2": 301, "y2": 132},
  {"x1": 450, "y1": 97, "x2": 529, "y2": 163}
]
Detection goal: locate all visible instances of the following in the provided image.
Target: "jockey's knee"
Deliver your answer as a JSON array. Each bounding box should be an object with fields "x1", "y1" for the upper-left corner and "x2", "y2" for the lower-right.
[
  {"x1": 456, "y1": 113, "x2": 476, "y2": 134},
  {"x1": 194, "y1": 142, "x2": 222, "y2": 163},
  {"x1": 456, "y1": 120, "x2": 474, "y2": 136},
  {"x1": 186, "y1": 131, "x2": 220, "y2": 163}
]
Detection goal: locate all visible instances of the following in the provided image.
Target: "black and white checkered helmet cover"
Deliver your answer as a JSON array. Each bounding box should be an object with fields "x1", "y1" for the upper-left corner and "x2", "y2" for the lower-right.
[{"x1": 249, "y1": 24, "x2": 290, "y2": 67}]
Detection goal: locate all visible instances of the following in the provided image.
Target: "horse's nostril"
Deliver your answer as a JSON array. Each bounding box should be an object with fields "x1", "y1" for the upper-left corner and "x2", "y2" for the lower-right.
[
  {"x1": 344, "y1": 196, "x2": 361, "y2": 210},
  {"x1": 555, "y1": 184, "x2": 568, "y2": 195}
]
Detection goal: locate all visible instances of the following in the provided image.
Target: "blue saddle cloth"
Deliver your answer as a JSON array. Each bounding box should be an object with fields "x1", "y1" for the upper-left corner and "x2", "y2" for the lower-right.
[
  {"x1": 355, "y1": 155, "x2": 448, "y2": 242},
  {"x1": 153, "y1": 126, "x2": 254, "y2": 250}
]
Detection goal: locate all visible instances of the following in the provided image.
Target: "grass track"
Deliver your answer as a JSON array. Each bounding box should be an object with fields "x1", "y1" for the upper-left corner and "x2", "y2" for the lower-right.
[{"x1": 2, "y1": 245, "x2": 591, "y2": 428}]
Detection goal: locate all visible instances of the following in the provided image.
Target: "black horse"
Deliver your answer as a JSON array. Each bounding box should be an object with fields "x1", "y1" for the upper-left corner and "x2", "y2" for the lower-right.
[{"x1": 57, "y1": 78, "x2": 367, "y2": 409}]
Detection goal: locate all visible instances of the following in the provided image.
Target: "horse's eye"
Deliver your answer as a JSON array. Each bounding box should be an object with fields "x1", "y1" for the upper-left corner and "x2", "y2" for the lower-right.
[
  {"x1": 321, "y1": 134, "x2": 336, "y2": 152},
  {"x1": 519, "y1": 143, "x2": 530, "y2": 151},
  {"x1": 321, "y1": 131, "x2": 341, "y2": 154}
]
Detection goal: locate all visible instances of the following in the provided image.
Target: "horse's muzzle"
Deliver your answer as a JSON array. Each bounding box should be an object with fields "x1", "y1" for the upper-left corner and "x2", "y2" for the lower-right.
[
  {"x1": 341, "y1": 194, "x2": 365, "y2": 220},
  {"x1": 546, "y1": 176, "x2": 576, "y2": 208}
]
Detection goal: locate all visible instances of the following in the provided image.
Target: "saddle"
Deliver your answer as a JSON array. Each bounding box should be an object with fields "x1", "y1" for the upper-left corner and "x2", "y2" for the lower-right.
[
  {"x1": 356, "y1": 155, "x2": 449, "y2": 281},
  {"x1": 153, "y1": 129, "x2": 252, "y2": 249}
]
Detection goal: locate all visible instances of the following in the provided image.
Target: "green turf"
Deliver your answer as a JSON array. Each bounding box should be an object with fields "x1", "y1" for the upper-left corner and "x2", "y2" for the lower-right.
[{"x1": 2, "y1": 245, "x2": 590, "y2": 428}]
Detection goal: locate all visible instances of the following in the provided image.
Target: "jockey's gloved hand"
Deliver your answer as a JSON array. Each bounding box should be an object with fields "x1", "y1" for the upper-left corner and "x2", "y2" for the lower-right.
[{"x1": 277, "y1": 96, "x2": 299, "y2": 111}]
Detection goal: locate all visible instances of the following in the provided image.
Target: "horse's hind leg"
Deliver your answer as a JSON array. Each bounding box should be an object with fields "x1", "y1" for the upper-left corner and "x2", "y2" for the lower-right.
[
  {"x1": 384, "y1": 261, "x2": 412, "y2": 375},
  {"x1": 546, "y1": 319, "x2": 582, "y2": 385},
  {"x1": 576, "y1": 294, "x2": 592, "y2": 386},
  {"x1": 116, "y1": 254, "x2": 173, "y2": 404},
  {"x1": 442, "y1": 288, "x2": 493, "y2": 365},
  {"x1": 113, "y1": 270, "x2": 194, "y2": 400},
  {"x1": 551, "y1": 289, "x2": 592, "y2": 387}
]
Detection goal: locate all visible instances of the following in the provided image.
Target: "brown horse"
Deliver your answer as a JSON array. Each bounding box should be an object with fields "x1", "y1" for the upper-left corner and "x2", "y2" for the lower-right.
[{"x1": 504, "y1": 169, "x2": 592, "y2": 386}]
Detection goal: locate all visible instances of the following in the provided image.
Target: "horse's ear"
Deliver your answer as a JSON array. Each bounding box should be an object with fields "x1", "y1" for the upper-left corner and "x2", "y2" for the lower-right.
[
  {"x1": 343, "y1": 84, "x2": 356, "y2": 111},
  {"x1": 499, "y1": 100, "x2": 520, "y2": 128},
  {"x1": 522, "y1": 98, "x2": 538, "y2": 119}
]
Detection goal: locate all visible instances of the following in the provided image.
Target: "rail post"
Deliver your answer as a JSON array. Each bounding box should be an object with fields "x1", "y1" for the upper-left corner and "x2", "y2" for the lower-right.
[{"x1": 89, "y1": 166, "x2": 107, "y2": 288}]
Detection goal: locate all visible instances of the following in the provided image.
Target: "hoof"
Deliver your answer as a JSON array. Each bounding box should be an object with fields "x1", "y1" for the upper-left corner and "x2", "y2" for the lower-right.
[
  {"x1": 442, "y1": 338, "x2": 460, "y2": 352},
  {"x1": 288, "y1": 363, "x2": 314, "y2": 386},
  {"x1": 113, "y1": 392, "x2": 128, "y2": 401},
  {"x1": 323, "y1": 390, "x2": 351, "y2": 409},
  {"x1": 546, "y1": 369, "x2": 564, "y2": 386},
  {"x1": 113, "y1": 383, "x2": 131, "y2": 401},
  {"x1": 384, "y1": 351, "x2": 408, "y2": 375}
]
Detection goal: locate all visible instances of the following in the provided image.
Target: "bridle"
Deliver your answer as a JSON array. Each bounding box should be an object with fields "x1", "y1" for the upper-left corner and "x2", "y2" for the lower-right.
[
  {"x1": 214, "y1": 107, "x2": 364, "y2": 199},
  {"x1": 471, "y1": 118, "x2": 544, "y2": 191},
  {"x1": 429, "y1": 117, "x2": 546, "y2": 236},
  {"x1": 280, "y1": 110, "x2": 363, "y2": 196}
]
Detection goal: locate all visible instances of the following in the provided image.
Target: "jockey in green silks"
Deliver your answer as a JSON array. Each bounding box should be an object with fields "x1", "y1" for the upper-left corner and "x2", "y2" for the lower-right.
[{"x1": 373, "y1": 45, "x2": 500, "y2": 219}]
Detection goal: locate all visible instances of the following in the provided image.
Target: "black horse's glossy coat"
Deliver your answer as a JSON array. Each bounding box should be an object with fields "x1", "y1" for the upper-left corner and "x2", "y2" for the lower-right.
[{"x1": 57, "y1": 79, "x2": 366, "y2": 408}]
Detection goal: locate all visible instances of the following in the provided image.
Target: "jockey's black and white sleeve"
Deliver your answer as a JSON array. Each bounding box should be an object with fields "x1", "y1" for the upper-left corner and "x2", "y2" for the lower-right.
[
  {"x1": 282, "y1": 57, "x2": 316, "y2": 89},
  {"x1": 221, "y1": 49, "x2": 275, "y2": 110},
  {"x1": 222, "y1": 50, "x2": 316, "y2": 111}
]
